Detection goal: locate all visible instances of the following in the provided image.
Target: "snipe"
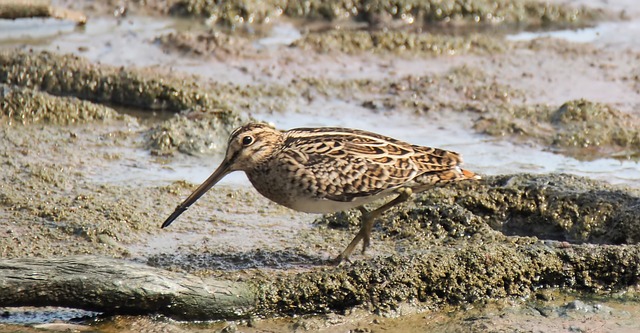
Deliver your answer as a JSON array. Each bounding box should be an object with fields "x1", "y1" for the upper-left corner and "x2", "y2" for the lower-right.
[{"x1": 161, "y1": 123, "x2": 479, "y2": 264}]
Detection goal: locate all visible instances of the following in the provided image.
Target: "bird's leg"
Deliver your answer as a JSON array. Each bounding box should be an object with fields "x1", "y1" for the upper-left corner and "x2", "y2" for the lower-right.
[
  {"x1": 359, "y1": 187, "x2": 413, "y2": 253},
  {"x1": 331, "y1": 187, "x2": 413, "y2": 265},
  {"x1": 357, "y1": 206, "x2": 372, "y2": 252}
]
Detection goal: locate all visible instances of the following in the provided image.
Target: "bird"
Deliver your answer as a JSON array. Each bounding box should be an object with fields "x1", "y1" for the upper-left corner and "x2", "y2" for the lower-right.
[{"x1": 161, "y1": 122, "x2": 480, "y2": 264}]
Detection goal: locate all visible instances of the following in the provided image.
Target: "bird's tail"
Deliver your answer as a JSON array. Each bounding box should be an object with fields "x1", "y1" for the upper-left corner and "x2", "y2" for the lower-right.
[{"x1": 460, "y1": 168, "x2": 481, "y2": 180}]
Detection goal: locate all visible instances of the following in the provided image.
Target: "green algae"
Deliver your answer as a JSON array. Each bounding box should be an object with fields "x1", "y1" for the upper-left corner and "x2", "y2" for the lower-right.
[
  {"x1": 474, "y1": 99, "x2": 640, "y2": 158},
  {"x1": 169, "y1": 0, "x2": 599, "y2": 28},
  {"x1": 0, "y1": 84, "x2": 124, "y2": 125},
  {"x1": 257, "y1": 243, "x2": 640, "y2": 316},
  {"x1": 0, "y1": 50, "x2": 233, "y2": 115},
  {"x1": 293, "y1": 30, "x2": 506, "y2": 55},
  {"x1": 316, "y1": 174, "x2": 640, "y2": 251}
]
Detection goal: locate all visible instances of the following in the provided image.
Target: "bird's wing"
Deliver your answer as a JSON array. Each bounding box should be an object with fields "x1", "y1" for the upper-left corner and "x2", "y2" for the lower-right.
[{"x1": 281, "y1": 128, "x2": 462, "y2": 202}]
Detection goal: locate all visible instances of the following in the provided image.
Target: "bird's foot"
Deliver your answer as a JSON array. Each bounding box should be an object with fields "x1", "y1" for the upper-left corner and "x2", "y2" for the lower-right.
[{"x1": 329, "y1": 254, "x2": 352, "y2": 266}]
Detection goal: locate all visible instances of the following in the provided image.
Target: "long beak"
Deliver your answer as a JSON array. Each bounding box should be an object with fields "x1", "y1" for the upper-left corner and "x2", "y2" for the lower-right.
[{"x1": 161, "y1": 160, "x2": 232, "y2": 228}]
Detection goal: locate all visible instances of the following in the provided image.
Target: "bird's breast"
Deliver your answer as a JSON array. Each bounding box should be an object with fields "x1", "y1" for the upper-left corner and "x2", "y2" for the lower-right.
[{"x1": 245, "y1": 165, "x2": 391, "y2": 214}]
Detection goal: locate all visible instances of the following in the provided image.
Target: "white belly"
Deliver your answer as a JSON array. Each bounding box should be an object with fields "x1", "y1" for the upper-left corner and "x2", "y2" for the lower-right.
[{"x1": 285, "y1": 192, "x2": 392, "y2": 214}]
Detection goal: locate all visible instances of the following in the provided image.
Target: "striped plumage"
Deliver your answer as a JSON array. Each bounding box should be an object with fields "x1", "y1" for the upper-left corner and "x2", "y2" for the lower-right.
[{"x1": 162, "y1": 122, "x2": 479, "y2": 264}]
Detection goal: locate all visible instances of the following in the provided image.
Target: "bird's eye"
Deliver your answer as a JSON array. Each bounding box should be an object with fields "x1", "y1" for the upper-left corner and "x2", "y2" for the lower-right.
[{"x1": 241, "y1": 135, "x2": 254, "y2": 146}]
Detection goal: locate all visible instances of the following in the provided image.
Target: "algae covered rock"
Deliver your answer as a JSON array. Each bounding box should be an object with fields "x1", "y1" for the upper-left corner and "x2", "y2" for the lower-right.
[
  {"x1": 474, "y1": 100, "x2": 640, "y2": 159},
  {"x1": 456, "y1": 174, "x2": 640, "y2": 244},
  {"x1": 262, "y1": 173, "x2": 639, "y2": 316},
  {"x1": 146, "y1": 113, "x2": 243, "y2": 156},
  {"x1": 169, "y1": 0, "x2": 599, "y2": 28},
  {"x1": 0, "y1": 50, "x2": 233, "y2": 114},
  {"x1": 550, "y1": 99, "x2": 640, "y2": 151},
  {"x1": 293, "y1": 30, "x2": 505, "y2": 55},
  {"x1": 0, "y1": 84, "x2": 125, "y2": 125}
]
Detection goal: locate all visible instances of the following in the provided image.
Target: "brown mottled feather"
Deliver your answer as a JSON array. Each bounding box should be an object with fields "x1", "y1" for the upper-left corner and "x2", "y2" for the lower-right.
[{"x1": 270, "y1": 127, "x2": 476, "y2": 203}]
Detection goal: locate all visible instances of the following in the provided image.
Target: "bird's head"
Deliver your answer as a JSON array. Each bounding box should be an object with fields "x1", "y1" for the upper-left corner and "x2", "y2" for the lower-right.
[
  {"x1": 160, "y1": 122, "x2": 283, "y2": 228},
  {"x1": 223, "y1": 122, "x2": 283, "y2": 172}
]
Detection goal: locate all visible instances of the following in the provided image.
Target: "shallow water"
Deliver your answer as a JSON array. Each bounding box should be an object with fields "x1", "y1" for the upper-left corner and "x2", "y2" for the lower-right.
[
  {"x1": 87, "y1": 105, "x2": 640, "y2": 188},
  {"x1": 0, "y1": 18, "x2": 77, "y2": 43},
  {"x1": 507, "y1": 19, "x2": 640, "y2": 51},
  {"x1": 0, "y1": 307, "x2": 97, "y2": 325},
  {"x1": 3, "y1": 15, "x2": 632, "y2": 188}
]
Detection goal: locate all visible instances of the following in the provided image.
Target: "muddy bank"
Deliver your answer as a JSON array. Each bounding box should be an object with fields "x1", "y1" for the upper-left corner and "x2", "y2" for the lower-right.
[
  {"x1": 2, "y1": 242, "x2": 640, "y2": 321},
  {"x1": 158, "y1": 28, "x2": 507, "y2": 57},
  {"x1": 5, "y1": 124, "x2": 636, "y2": 319},
  {"x1": 63, "y1": 0, "x2": 608, "y2": 62},
  {"x1": 139, "y1": 174, "x2": 640, "y2": 317},
  {"x1": 0, "y1": 0, "x2": 86, "y2": 23},
  {"x1": 147, "y1": 1, "x2": 612, "y2": 60},
  {"x1": 0, "y1": 50, "x2": 246, "y2": 155},
  {"x1": 0, "y1": 47, "x2": 636, "y2": 262},
  {"x1": 258, "y1": 242, "x2": 640, "y2": 317},
  {"x1": 65, "y1": 0, "x2": 602, "y2": 29},
  {"x1": 0, "y1": 122, "x2": 171, "y2": 258},
  {"x1": 0, "y1": 83, "x2": 123, "y2": 125},
  {"x1": 309, "y1": 65, "x2": 639, "y2": 159},
  {"x1": 314, "y1": 173, "x2": 640, "y2": 249},
  {"x1": 1, "y1": 175, "x2": 639, "y2": 321}
]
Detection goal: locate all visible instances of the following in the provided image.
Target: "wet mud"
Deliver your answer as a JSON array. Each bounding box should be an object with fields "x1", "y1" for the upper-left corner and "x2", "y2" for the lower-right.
[{"x1": 1, "y1": 0, "x2": 640, "y2": 331}]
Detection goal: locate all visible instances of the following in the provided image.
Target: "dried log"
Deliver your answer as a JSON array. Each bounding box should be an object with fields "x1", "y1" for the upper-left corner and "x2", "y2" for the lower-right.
[
  {"x1": 1, "y1": 243, "x2": 640, "y2": 321},
  {"x1": 0, "y1": 256, "x2": 256, "y2": 320}
]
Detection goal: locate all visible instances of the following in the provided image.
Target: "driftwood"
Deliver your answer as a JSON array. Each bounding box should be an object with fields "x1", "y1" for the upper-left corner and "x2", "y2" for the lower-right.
[
  {"x1": 1, "y1": 244, "x2": 640, "y2": 321},
  {"x1": 0, "y1": 256, "x2": 256, "y2": 320},
  {"x1": 0, "y1": 0, "x2": 86, "y2": 24}
]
